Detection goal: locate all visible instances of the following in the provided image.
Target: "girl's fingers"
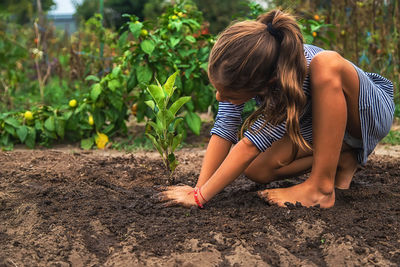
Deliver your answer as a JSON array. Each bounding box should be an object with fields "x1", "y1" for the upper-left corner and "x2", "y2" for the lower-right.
[{"x1": 162, "y1": 200, "x2": 179, "y2": 207}]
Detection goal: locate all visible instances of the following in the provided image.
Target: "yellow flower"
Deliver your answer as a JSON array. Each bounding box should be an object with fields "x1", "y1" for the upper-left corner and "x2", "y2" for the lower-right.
[
  {"x1": 69, "y1": 99, "x2": 77, "y2": 108},
  {"x1": 95, "y1": 133, "x2": 109, "y2": 149},
  {"x1": 171, "y1": 15, "x2": 178, "y2": 20},
  {"x1": 140, "y1": 29, "x2": 148, "y2": 37},
  {"x1": 24, "y1": 111, "x2": 33, "y2": 120},
  {"x1": 312, "y1": 32, "x2": 317, "y2": 37},
  {"x1": 88, "y1": 115, "x2": 94, "y2": 125}
]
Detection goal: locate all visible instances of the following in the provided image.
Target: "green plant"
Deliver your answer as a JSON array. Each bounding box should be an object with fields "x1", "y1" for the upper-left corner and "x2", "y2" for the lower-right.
[
  {"x1": 145, "y1": 72, "x2": 191, "y2": 181},
  {"x1": 119, "y1": 2, "x2": 215, "y2": 136},
  {"x1": 381, "y1": 130, "x2": 400, "y2": 145}
]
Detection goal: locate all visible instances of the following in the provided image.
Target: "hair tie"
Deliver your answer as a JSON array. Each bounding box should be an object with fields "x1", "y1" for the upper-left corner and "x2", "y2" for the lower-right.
[{"x1": 266, "y1": 22, "x2": 283, "y2": 43}]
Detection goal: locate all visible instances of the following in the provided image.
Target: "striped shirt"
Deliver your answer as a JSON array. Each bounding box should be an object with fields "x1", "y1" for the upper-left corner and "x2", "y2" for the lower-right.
[{"x1": 210, "y1": 44, "x2": 395, "y2": 165}]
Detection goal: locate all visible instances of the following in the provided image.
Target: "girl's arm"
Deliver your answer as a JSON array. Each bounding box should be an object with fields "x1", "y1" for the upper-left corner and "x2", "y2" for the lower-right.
[
  {"x1": 158, "y1": 136, "x2": 260, "y2": 207},
  {"x1": 195, "y1": 134, "x2": 233, "y2": 188},
  {"x1": 200, "y1": 137, "x2": 260, "y2": 201}
]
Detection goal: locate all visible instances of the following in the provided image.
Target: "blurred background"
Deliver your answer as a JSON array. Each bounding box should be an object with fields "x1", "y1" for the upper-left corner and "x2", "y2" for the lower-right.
[{"x1": 0, "y1": 0, "x2": 399, "y2": 150}]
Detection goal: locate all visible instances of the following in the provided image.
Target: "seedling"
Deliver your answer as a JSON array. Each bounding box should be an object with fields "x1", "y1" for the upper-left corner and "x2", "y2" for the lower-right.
[{"x1": 145, "y1": 71, "x2": 191, "y2": 182}]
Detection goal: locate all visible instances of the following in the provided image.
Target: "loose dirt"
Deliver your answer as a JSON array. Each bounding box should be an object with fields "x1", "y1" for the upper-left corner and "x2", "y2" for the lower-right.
[{"x1": 0, "y1": 146, "x2": 399, "y2": 266}]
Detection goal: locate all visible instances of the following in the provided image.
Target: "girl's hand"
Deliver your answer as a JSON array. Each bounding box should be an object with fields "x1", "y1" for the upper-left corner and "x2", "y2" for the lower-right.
[{"x1": 156, "y1": 185, "x2": 198, "y2": 208}]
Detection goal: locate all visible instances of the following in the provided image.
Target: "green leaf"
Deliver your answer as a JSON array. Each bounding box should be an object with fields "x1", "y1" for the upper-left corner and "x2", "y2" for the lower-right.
[
  {"x1": 25, "y1": 127, "x2": 36, "y2": 148},
  {"x1": 157, "y1": 110, "x2": 174, "y2": 129},
  {"x1": 81, "y1": 137, "x2": 94, "y2": 150},
  {"x1": 44, "y1": 116, "x2": 55, "y2": 132},
  {"x1": 136, "y1": 65, "x2": 153, "y2": 84},
  {"x1": 91, "y1": 83, "x2": 102, "y2": 101},
  {"x1": 85, "y1": 75, "x2": 100, "y2": 82},
  {"x1": 169, "y1": 37, "x2": 180, "y2": 48},
  {"x1": 5, "y1": 117, "x2": 20, "y2": 128},
  {"x1": 185, "y1": 35, "x2": 196, "y2": 43},
  {"x1": 144, "y1": 100, "x2": 155, "y2": 110},
  {"x1": 103, "y1": 124, "x2": 115, "y2": 134},
  {"x1": 140, "y1": 40, "x2": 155, "y2": 55},
  {"x1": 169, "y1": 96, "x2": 191, "y2": 116},
  {"x1": 147, "y1": 121, "x2": 162, "y2": 136},
  {"x1": 4, "y1": 125, "x2": 15, "y2": 136},
  {"x1": 147, "y1": 84, "x2": 165, "y2": 108},
  {"x1": 108, "y1": 79, "x2": 120, "y2": 92},
  {"x1": 185, "y1": 112, "x2": 201, "y2": 135},
  {"x1": 55, "y1": 118, "x2": 65, "y2": 139},
  {"x1": 129, "y1": 22, "x2": 143, "y2": 38},
  {"x1": 146, "y1": 133, "x2": 163, "y2": 157},
  {"x1": 17, "y1": 125, "x2": 28, "y2": 142},
  {"x1": 169, "y1": 157, "x2": 178, "y2": 173},
  {"x1": 63, "y1": 111, "x2": 73, "y2": 120},
  {"x1": 112, "y1": 66, "x2": 121, "y2": 77},
  {"x1": 171, "y1": 133, "x2": 183, "y2": 152},
  {"x1": 163, "y1": 71, "x2": 178, "y2": 97}
]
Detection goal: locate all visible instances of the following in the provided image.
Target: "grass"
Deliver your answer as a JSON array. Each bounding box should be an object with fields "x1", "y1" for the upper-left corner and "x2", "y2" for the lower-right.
[{"x1": 381, "y1": 130, "x2": 400, "y2": 145}]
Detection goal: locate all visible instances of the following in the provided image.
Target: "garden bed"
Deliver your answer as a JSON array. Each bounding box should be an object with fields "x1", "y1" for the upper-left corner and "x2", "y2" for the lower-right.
[{"x1": 0, "y1": 147, "x2": 399, "y2": 266}]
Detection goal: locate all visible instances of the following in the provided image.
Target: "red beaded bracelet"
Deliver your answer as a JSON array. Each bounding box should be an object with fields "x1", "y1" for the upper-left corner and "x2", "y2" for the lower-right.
[
  {"x1": 198, "y1": 187, "x2": 207, "y2": 202},
  {"x1": 193, "y1": 187, "x2": 204, "y2": 209}
]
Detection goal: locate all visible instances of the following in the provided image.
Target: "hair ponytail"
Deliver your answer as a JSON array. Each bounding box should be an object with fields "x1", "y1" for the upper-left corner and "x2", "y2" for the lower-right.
[
  {"x1": 258, "y1": 10, "x2": 311, "y2": 154},
  {"x1": 209, "y1": 9, "x2": 311, "y2": 158}
]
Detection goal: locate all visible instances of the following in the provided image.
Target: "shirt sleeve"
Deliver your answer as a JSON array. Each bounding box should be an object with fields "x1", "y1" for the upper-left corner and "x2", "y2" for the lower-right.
[
  {"x1": 244, "y1": 117, "x2": 287, "y2": 152},
  {"x1": 210, "y1": 101, "x2": 244, "y2": 144}
]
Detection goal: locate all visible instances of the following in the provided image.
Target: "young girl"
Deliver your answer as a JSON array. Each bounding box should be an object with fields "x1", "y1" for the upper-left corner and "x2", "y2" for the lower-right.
[{"x1": 158, "y1": 9, "x2": 395, "y2": 208}]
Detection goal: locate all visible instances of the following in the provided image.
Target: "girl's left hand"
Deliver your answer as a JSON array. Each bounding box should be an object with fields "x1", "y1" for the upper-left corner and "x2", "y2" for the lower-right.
[{"x1": 156, "y1": 185, "x2": 197, "y2": 208}]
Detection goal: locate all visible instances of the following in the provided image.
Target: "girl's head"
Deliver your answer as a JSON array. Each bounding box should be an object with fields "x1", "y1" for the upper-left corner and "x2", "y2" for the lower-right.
[{"x1": 208, "y1": 9, "x2": 310, "y2": 152}]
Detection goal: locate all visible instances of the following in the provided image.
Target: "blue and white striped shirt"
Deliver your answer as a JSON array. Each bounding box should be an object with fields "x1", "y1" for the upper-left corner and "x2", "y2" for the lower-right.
[{"x1": 210, "y1": 44, "x2": 395, "y2": 164}]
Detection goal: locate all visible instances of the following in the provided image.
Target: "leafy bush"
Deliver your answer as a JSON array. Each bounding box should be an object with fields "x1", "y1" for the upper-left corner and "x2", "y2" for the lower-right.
[{"x1": 119, "y1": 2, "x2": 215, "y2": 135}]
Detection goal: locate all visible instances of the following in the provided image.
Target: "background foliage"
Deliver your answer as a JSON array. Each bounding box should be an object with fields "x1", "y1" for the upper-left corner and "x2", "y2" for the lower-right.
[{"x1": 0, "y1": 0, "x2": 398, "y2": 150}]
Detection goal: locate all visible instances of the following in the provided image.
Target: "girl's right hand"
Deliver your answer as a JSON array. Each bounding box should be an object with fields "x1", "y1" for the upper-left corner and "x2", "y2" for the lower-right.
[{"x1": 156, "y1": 185, "x2": 199, "y2": 208}]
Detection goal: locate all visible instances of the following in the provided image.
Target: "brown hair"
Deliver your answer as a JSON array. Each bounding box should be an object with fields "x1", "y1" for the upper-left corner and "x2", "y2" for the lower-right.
[{"x1": 208, "y1": 9, "x2": 311, "y2": 156}]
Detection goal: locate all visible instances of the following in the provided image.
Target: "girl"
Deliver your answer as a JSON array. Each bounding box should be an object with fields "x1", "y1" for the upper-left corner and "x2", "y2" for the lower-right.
[{"x1": 158, "y1": 9, "x2": 395, "y2": 208}]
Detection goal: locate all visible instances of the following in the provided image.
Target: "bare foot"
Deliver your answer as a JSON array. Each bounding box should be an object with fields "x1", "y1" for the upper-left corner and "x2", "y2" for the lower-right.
[
  {"x1": 258, "y1": 181, "x2": 335, "y2": 208},
  {"x1": 335, "y1": 150, "x2": 359, "y2": 189}
]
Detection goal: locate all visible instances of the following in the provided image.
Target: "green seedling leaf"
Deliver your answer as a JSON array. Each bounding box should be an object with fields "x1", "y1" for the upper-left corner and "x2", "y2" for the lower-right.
[
  {"x1": 147, "y1": 121, "x2": 162, "y2": 136},
  {"x1": 16, "y1": 126, "x2": 28, "y2": 142},
  {"x1": 163, "y1": 71, "x2": 179, "y2": 97},
  {"x1": 146, "y1": 133, "x2": 163, "y2": 156},
  {"x1": 91, "y1": 83, "x2": 102, "y2": 101},
  {"x1": 171, "y1": 133, "x2": 183, "y2": 152},
  {"x1": 147, "y1": 85, "x2": 165, "y2": 109},
  {"x1": 144, "y1": 100, "x2": 155, "y2": 110},
  {"x1": 169, "y1": 96, "x2": 191, "y2": 116},
  {"x1": 141, "y1": 40, "x2": 155, "y2": 55}
]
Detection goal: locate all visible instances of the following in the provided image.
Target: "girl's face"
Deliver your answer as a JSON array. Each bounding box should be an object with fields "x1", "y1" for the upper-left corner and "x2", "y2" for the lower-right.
[{"x1": 215, "y1": 88, "x2": 255, "y2": 105}]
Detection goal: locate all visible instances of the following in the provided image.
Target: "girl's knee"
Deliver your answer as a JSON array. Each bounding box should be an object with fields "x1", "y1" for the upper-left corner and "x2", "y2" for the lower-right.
[{"x1": 244, "y1": 162, "x2": 278, "y2": 183}]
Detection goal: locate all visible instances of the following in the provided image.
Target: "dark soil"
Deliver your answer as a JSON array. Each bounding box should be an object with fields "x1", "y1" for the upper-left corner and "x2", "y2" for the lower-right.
[{"x1": 0, "y1": 148, "x2": 399, "y2": 266}]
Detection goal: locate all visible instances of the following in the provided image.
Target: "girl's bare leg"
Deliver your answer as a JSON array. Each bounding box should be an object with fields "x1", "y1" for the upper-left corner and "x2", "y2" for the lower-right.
[
  {"x1": 257, "y1": 52, "x2": 361, "y2": 208},
  {"x1": 245, "y1": 136, "x2": 359, "y2": 188}
]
